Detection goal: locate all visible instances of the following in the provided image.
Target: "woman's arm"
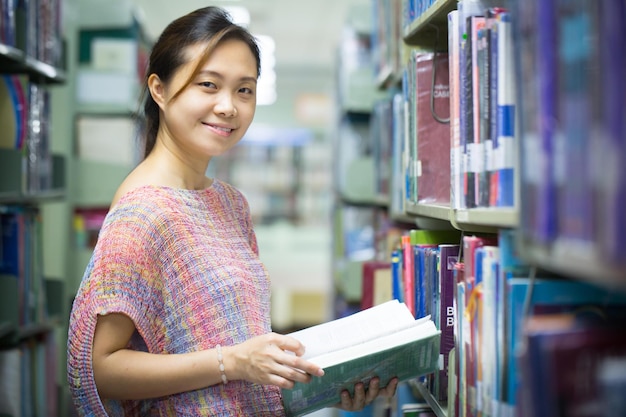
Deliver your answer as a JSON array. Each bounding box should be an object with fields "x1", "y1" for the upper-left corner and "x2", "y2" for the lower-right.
[{"x1": 92, "y1": 312, "x2": 325, "y2": 400}]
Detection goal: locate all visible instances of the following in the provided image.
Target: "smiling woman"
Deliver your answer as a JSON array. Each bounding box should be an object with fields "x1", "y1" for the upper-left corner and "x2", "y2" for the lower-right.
[
  {"x1": 66, "y1": 5, "x2": 396, "y2": 417},
  {"x1": 144, "y1": 38, "x2": 259, "y2": 166}
]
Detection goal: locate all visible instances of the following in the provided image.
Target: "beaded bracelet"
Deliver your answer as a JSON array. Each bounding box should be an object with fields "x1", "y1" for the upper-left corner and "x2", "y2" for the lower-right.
[{"x1": 216, "y1": 344, "x2": 228, "y2": 385}]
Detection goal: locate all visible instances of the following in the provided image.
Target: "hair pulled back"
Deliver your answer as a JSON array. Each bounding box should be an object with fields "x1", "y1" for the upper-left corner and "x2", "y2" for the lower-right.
[{"x1": 138, "y1": 7, "x2": 261, "y2": 158}]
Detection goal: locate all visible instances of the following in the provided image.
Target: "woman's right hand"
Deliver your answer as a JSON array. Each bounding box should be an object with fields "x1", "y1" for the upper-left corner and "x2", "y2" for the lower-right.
[{"x1": 223, "y1": 332, "x2": 324, "y2": 389}]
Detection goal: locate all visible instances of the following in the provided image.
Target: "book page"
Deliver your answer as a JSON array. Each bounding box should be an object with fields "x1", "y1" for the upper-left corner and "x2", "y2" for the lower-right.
[
  {"x1": 288, "y1": 300, "x2": 419, "y2": 360},
  {"x1": 310, "y1": 320, "x2": 439, "y2": 368}
]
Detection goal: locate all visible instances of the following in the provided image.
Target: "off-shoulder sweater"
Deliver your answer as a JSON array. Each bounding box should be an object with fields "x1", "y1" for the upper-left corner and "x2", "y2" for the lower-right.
[{"x1": 67, "y1": 180, "x2": 285, "y2": 416}]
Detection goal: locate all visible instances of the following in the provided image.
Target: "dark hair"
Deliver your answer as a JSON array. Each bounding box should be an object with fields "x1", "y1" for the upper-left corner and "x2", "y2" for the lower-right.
[{"x1": 137, "y1": 6, "x2": 261, "y2": 158}]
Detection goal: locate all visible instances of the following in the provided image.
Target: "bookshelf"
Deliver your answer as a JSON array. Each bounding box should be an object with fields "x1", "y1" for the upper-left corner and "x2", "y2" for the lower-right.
[
  {"x1": 403, "y1": 0, "x2": 458, "y2": 47},
  {"x1": 334, "y1": 0, "x2": 626, "y2": 416},
  {"x1": 0, "y1": 0, "x2": 67, "y2": 414},
  {"x1": 0, "y1": 43, "x2": 66, "y2": 84}
]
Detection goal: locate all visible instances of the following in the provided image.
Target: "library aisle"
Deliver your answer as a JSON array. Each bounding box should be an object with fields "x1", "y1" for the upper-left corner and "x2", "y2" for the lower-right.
[{"x1": 3, "y1": 0, "x2": 626, "y2": 416}]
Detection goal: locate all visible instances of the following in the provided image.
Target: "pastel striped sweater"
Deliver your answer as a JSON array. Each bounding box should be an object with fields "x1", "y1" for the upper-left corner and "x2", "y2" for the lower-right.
[{"x1": 67, "y1": 180, "x2": 285, "y2": 416}]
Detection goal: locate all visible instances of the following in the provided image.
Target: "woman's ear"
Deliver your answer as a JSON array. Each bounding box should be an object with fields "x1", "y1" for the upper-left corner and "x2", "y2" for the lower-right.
[{"x1": 147, "y1": 73, "x2": 166, "y2": 109}]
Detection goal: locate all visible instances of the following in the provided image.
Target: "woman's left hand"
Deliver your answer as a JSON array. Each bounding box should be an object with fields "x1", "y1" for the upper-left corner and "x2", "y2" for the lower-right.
[{"x1": 335, "y1": 377, "x2": 399, "y2": 412}]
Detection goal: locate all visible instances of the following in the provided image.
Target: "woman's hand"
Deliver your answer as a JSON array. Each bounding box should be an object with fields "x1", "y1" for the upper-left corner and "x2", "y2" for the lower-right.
[
  {"x1": 224, "y1": 332, "x2": 324, "y2": 389},
  {"x1": 335, "y1": 377, "x2": 399, "y2": 412}
]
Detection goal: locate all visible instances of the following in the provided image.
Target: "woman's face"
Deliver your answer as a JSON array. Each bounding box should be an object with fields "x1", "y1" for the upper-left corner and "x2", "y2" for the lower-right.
[{"x1": 153, "y1": 38, "x2": 258, "y2": 160}]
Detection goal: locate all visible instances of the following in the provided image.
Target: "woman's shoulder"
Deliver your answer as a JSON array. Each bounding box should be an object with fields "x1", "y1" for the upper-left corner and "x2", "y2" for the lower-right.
[{"x1": 110, "y1": 169, "x2": 158, "y2": 208}]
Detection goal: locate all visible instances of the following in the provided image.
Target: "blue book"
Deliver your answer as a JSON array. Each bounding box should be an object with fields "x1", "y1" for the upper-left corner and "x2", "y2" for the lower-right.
[
  {"x1": 391, "y1": 249, "x2": 403, "y2": 303},
  {"x1": 514, "y1": 0, "x2": 557, "y2": 243},
  {"x1": 413, "y1": 245, "x2": 436, "y2": 320},
  {"x1": 495, "y1": 12, "x2": 515, "y2": 208},
  {"x1": 556, "y1": 0, "x2": 598, "y2": 242},
  {"x1": 0, "y1": 209, "x2": 22, "y2": 276}
]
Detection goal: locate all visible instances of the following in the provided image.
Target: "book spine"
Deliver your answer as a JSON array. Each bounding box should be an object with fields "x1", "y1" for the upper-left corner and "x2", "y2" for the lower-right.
[
  {"x1": 438, "y1": 244, "x2": 460, "y2": 402},
  {"x1": 536, "y1": 0, "x2": 559, "y2": 243},
  {"x1": 391, "y1": 249, "x2": 403, "y2": 303},
  {"x1": 448, "y1": 10, "x2": 464, "y2": 210},
  {"x1": 477, "y1": 25, "x2": 490, "y2": 207},
  {"x1": 479, "y1": 245, "x2": 500, "y2": 416},
  {"x1": 487, "y1": 9, "x2": 499, "y2": 208},
  {"x1": 402, "y1": 235, "x2": 415, "y2": 316},
  {"x1": 463, "y1": 16, "x2": 476, "y2": 209},
  {"x1": 515, "y1": 0, "x2": 545, "y2": 243},
  {"x1": 598, "y1": 0, "x2": 626, "y2": 264},
  {"x1": 495, "y1": 12, "x2": 515, "y2": 208},
  {"x1": 555, "y1": 0, "x2": 597, "y2": 242},
  {"x1": 391, "y1": 91, "x2": 407, "y2": 214}
]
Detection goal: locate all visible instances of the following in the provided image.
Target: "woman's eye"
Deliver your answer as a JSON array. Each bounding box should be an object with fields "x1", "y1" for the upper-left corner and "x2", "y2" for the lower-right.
[
  {"x1": 239, "y1": 87, "x2": 253, "y2": 94},
  {"x1": 199, "y1": 81, "x2": 217, "y2": 89}
]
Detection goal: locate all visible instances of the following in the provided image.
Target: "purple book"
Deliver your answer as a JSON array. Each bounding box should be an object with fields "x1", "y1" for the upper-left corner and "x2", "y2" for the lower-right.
[
  {"x1": 515, "y1": 0, "x2": 541, "y2": 243},
  {"x1": 599, "y1": 0, "x2": 626, "y2": 265},
  {"x1": 437, "y1": 244, "x2": 460, "y2": 402},
  {"x1": 536, "y1": 0, "x2": 559, "y2": 244}
]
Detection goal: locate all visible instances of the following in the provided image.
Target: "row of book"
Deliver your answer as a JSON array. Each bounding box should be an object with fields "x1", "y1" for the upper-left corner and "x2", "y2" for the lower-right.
[
  {"x1": 0, "y1": 333, "x2": 58, "y2": 417},
  {"x1": 0, "y1": 0, "x2": 63, "y2": 67},
  {"x1": 448, "y1": 5, "x2": 515, "y2": 210},
  {"x1": 370, "y1": 51, "x2": 452, "y2": 212},
  {"x1": 369, "y1": 0, "x2": 626, "y2": 274},
  {"x1": 0, "y1": 206, "x2": 48, "y2": 328},
  {"x1": 372, "y1": 0, "x2": 402, "y2": 86},
  {"x1": 358, "y1": 229, "x2": 462, "y2": 407},
  {"x1": 403, "y1": 0, "x2": 442, "y2": 29},
  {"x1": 354, "y1": 227, "x2": 626, "y2": 417},
  {"x1": 368, "y1": 14, "x2": 516, "y2": 215},
  {"x1": 514, "y1": 0, "x2": 626, "y2": 266},
  {"x1": 457, "y1": 230, "x2": 626, "y2": 417},
  {"x1": 0, "y1": 74, "x2": 54, "y2": 193}
]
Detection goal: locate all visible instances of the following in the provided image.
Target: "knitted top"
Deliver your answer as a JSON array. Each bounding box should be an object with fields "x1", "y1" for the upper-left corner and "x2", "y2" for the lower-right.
[{"x1": 67, "y1": 180, "x2": 285, "y2": 416}]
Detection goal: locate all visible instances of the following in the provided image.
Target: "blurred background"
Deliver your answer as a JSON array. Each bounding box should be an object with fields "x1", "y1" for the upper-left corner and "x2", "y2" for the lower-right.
[{"x1": 51, "y1": 0, "x2": 376, "y2": 334}]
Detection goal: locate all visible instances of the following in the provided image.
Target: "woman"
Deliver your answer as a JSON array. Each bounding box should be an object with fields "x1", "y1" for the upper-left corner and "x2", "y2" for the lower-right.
[{"x1": 67, "y1": 6, "x2": 397, "y2": 416}]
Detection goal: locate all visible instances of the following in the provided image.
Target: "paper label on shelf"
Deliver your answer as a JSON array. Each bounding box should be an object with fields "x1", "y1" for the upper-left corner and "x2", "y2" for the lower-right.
[
  {"x1": 474, "y1": 142, "x2": 485, "y2": 173},
  {"x1": 484, "y1": 139, "x2": 494, "y2": 171},
  {"x1": 500, "y1": 136, "x2": 516, "y2": 169}
]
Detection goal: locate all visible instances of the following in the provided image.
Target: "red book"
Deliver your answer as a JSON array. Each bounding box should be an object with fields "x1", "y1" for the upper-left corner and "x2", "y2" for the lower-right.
[
  {"x1": 360, "y1": 261, "x2": 392, "y2": 311},
  {"x1": 402, "y1": 235, "x2": 416, "y2": 316},
  {"x1": 415, "y1": 52, "x2": 451, "y2": 204}
]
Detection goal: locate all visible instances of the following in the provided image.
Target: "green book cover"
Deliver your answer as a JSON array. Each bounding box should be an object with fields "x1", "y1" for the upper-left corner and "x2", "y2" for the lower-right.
[
  {"x1": 281, "y1": 301, "x2": 441, "y2": 417},
  {"x1": 409, "y1": 229, "x2": 461, "y2": 246}
]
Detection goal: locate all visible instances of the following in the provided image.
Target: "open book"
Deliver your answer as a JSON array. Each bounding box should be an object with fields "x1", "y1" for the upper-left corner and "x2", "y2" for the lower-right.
[{"x1": 282, "y1": 300, "x2": 441, "y2": 416}]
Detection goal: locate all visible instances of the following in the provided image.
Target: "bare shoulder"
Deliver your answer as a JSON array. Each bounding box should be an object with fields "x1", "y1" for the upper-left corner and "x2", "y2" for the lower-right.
[{"x1": 110, "y1": 164, "x2": 155, "y2": 208}]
